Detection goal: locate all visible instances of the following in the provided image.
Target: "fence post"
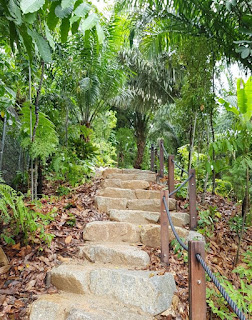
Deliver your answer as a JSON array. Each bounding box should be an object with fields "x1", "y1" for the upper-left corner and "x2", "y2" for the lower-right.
[
  {"x1": 154, "y1": 148, "x2": 158, "y2": 173},
  {"x1": 150, "y1": 144, "x2": 154, "y2": 171},
  {"x1": 189, "y1": 241, "x2": 206, "y2": 320},
  {"x1": 168, "y1": 155, "x2": 175, "y2": 197},
  {"x1": 159, "y1": 139, "x2": 164, "y2": 178},
  {"x1": 189, "y1": 168, "x2": 197, "y2": 230},
  {"x1": 160, "y1": 190, "x2": 169, "y2": 265}
]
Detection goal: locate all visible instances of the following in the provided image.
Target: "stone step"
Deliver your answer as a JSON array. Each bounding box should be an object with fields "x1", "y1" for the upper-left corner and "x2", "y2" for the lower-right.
[
  {"x1": 30, "y1": 292, "x2": 153, "y2": 320},
  {"x1": 127, "y1": 198, "x2": 176, "y2": 212},
  {"x1": 49, "y1": 264, "x2": 176, "y2": 315},
  {"x1": 106, "y1": 173, "x2": 156, "y2": 182},
  {"x1": 109, "y1": 209, "x2": 189, "y2": 226},
  {"x1": 102, "y1": 168, "x2": 154, "y2": 179},
  {"x1": 83, "y1": 221, "x2": 193, "y2": 247},
  {"x1": 78, "y1": 242, "x2": 150, "y2": 267},
  {"x1": 102, "y1": 179, "x2": 150, "y2": 190},
  {"x1": 95, "y1": 196, "x2": 176, "y2": 213},
  {"x1": 97, "y1": 188, "x2": 160, "y2": 199}
]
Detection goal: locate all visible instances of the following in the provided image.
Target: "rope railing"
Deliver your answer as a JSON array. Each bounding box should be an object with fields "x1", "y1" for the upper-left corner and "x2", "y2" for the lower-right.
[
  {"x1": 171, "y1": 159, "x2": 189, "y2": 175},
  {"x1": 168, "y1": 173, "x2": 193, "y2": 197},
  {"x1": 162, "y1": 191, "x2": 247, "y2": 320}
]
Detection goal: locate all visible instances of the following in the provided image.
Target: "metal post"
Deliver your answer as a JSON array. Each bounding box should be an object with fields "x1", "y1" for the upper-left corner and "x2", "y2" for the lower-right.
[
  {"x1": 168, "y1": 155, "x2": 175, "y2": 197},
  {"x1": 189, "y1": 169, "x2": 197, "y2": 230},
  {"x1": 189, "y1": 241, "x2": 206, "y2": 320},
  {"x1": 159, "y1": 139, "x2": 164, "y2": 178},
  {"x1": 160, "y1": 190, "x2": 169, "y2": 265},
  {"x1": 151, "y1": 144, "x2": 154, "y2": 171}
]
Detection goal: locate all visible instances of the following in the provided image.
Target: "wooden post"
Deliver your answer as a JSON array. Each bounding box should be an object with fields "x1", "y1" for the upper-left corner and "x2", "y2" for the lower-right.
[
  {"x1": 189, "y1": 241, "x2": 206, "y2": 320},
  {"x1": 189, "y1": 169, "x2": 197, "y2": 230},
  {"x1": 160, "y1": 190, "x2": 169, "y2": 265},
  {"x1": 154, "y1": 148, "x2": 158, "y2": 173},
  {"x1": 159, "y1": 139, "x2": 164, "y2": 178},
  {"x1": 168, "y1": 155, "x2": 175, "y2": 197},
  {"x1": 151, "y1": 144, "x2": 154, "y2": 171}
]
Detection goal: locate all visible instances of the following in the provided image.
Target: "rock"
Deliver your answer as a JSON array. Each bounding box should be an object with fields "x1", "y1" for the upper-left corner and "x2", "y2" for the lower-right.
[
  {"x1": 135, "y1": 189, "x2": 160, "y2": 199},
  {"x1": 79, "y1": 243, "x2": 150, "y2": 267},
  {"x1": 97, "y1": 188, "x2": 136, "y2": 199},
  {"x1": 83, "y1": 221, "x2": 141, "y2": 243},
  {"x1": 29, "y1": 295, "x2": 67, "y2": 320},
  {"x1": 140, "y1": 224, "x2": 189, "y2": 247},
  {"x1": 127, "y1": 198, "x2": 176, "y2": 212},
  {"x1": 106, "y1": 173, "x2": 156, "y2": 182},
  {"x1": 121, "y1": 180, "x2": 150, "y2": 190},
  {"x1": 186, "y1": 230, "x2": 205, "y2": 243},
  {"x1": 109, "y1": 209, "x2": 160, "y2": 224},
  {"x1": 101, "y1": 179, "x2": 122, "y2": 189},
  {"x1": 89, "y1": 268, "x2": 176, "y2": 315},
  {"x1": 102, "y1": 168, "x2": 122, "y2": 178},
  {"x1": 170, "y1": 212, "x2": 190, "y2": 227},
  {"x1": 95, "y1": 196, "x2": 127, "y2": 212},
  {"x1": 30, "y1": 293, "x2": 152, "y2": 320},
  {"x1": 50, "y1": 264, "x2": 90, "y2": 294}
]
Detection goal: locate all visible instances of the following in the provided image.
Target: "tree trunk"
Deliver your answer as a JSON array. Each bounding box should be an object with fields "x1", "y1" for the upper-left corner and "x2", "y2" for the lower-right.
[
  {"x1": 37, "y1": 159, "x2": 43, "y2": 197},
  {"x1": 133, "y1": 112, "x2": 149, "y2": 169},
  {"x1": 210, "y1": 109, "x2": 216, "y2": 194},
  {"x1": 0, "y1": 115, "x2": 7, "y2": 171}
]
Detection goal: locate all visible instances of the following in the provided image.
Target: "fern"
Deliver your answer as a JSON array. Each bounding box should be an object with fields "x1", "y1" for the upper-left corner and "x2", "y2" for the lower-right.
[{"x1": 0, "y1": 180, "x2": 54, "y2": 245}]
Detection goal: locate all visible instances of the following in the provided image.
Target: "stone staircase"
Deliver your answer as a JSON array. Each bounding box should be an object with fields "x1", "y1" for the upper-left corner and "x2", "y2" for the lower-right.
[{"x1": 29, "y1": 168, "x2": 198, "y2": 320}]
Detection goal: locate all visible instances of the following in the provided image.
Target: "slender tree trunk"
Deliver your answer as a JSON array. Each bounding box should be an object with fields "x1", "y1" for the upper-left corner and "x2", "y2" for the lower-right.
[
  {"x1": 133, "y1": 112, "x2": 149, "y2": 169},
  {"x1": 189, "y1": 112, "x2": 197, "y2": 170},
  {"x1": 37, "y1": 159, "x2": 43, "y2": 197},
  {"x1": 0, "y1": 115, "x2": 7, "y2": 171},
  {"x1": 234, "y1": 167, "x2": 249, "y2": 266},
  {"x1": 34, "y1": 159, "x2": 38, "y2": 200},
  {"x1": 201, "y1": 122, "x2": 210, "y2": 203},
  {"x1": 29, "y1": 63, "x2": 34, "y2": 200},
  {"x1": 210, "y1": 108, "x2": 216, "y2": 194},
  {"x1": 65, "y1": 105, "x2": 69, "y2": 147}
]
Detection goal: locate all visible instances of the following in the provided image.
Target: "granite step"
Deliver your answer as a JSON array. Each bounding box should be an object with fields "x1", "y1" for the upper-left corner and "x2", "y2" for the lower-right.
[
  {"x1": 97, "y1": 188, "x2": 160, "y2": 199},
  {"x1": 101, "y1": 179, "x2": 150, "y2": 190},
  {"x1": 106, "y1": 173, "x2": 156, "y2": 182},
  {"x1": 78, "y1": 242, "x2": 150, "y2": 267},
  {"x1": 49, "y1": 264, "x2": 176, "y2": 315},
  {"x1": 109, "y1": 209, "x2": 189, "y2": 226},
  {"x1": 29, "y1": 292, "x2": 153, "y2": 320},
  {"x1": 95, "y1": 196, "x2": 176, "y2": 213}
]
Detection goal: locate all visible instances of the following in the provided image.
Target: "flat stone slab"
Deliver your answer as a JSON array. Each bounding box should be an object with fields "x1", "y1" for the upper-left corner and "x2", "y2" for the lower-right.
[
  {"x1": 79, "y1": 243, "x2": 150, "y2": 267},
  {"x1": 101, "y1": 179, "x2": 150, "y2": 190},
  {"x1": 30, "y1": 293, "x2": 152, "y2": 320},
  {"x1": 170, "y1": 212, "x2": 190, "y2": 227},
  {"x1": 140, "y1": 225, "x2": 189, "y2": 247},
  {"x1": 106, "y1": 173, "x2": 156, "y2": 182},
  {"x1": 50, "y1": 264, "x2": 90, "y2": 294},
  {"x1": 109, "y1": 209, "x2": 160, "y2": 224},
  {"x1": 135, "y1": 189, "x2": 160, "y2": 199},
  {"x1": 95, "y1": 196, "x2": 128, "y2": 212},
  {"x1": 89, "y1": 268, "x2": 176, "y2": 315},
  {"x1": 83, "y1": 221, "x2": 141, "y2": 243},
  {"x1": 97, "y1": 188, "x2": 136, "y2": 199},
  {"x1": 127, "y1": 198, "x2": 176, "y2": 212}
]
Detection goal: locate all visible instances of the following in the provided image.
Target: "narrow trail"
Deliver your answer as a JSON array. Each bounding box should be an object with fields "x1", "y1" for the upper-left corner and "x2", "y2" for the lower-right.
[{"x1": 29, "y1": 168, "x2": 202, "y2": 320}]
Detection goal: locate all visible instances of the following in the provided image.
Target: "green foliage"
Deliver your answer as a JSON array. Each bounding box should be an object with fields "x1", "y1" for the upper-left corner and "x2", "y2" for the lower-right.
[
  {"x1": 215, "y1": 179, "x2": 233, "y2": 198},
  {"x1": 50, "y1": 148, "x2": 95, "y2": 186},
  {"x1": 207, "y1": 248, "x2": 252, "y2": 319},
  {"x1": 170, "y1": 238, "x2": 188, "y2": 263},
  {"x1": 115, "y1": 127, "x2": 136, "y2": 168},
  {"x1": 197, "y1": 206, "x2": 221, "y2": 238},
  {"x1": 0, "y1": 180, "x2": 54, "y2": 245},
  {"x1": 56, "y1": 185, "x2": 71, "y2": 196},
  {"x1": 20, "y1": 105, "x2": 59, "y2": 161}
]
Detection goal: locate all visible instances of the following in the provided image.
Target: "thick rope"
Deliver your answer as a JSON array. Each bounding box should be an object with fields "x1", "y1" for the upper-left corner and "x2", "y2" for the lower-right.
[
  {"x1": 171, "y1": 159, "x2": 189, "y2": 175},
  {"x1": 196, "y1": 254, "x2": 247, "y2": 320},
  {"x1": 169, "y1": 174, "x2": 193, "y2": 197}
]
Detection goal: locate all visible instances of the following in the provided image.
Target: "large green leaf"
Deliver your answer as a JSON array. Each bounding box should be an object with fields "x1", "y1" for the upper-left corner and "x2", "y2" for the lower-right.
[
  {"x1": 96, "y1": 22, "x2": 105, "y2": 44},
  {"x1": 28, "y1": 29, "x2": 52, "y2": 62},
  {"x1": 237, "y1": 78, "x2": 247, "y2": 114},
  {"x1": 19, "y1": 26, "x2": 34, "y2": 60},
  {"x1": 47, "y1": 1, "x2": 60, "y2": 30},
  {"x1": 45, "y1": 23, "x2": 55, "y2": 50},
  {"x1": 8, "y1": 0, "x2": 22, "y2": 25},
  {"x1": 55, "y1": 5, "x2": 73, "y2": 18},
  {"x1": 61, "y1": 0, "x2": 77, "y2": 9},
  {"x1": 20, "y1": 0, "x2": 45, "y2": 14},
  {"x1": 60, "y1": 18, "x2": 70, "y2": 43},
  {"x1": 80, "y1": 13, "x2": 99, "y2": 32},
  {"x1": 73, "y1": 2, "x2": 91, "y2": 17}
]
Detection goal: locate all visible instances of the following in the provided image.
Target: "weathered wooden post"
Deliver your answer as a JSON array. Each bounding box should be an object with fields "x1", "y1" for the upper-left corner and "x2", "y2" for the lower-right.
[
  {"x1": 189, "y1": 169, "x2": 197, "y2": 230},
  {"x1": 168, "y1": 155, "x2": 175, "y2": 197},
  {"x1": 150, "y1": 144, "x2": 154, "y2": 171},
  {"x1": 160, "y1": 190, "x2": 169, "y2": 265},
  {"x1": 189, "y1": 241, "x2": 206, "y2": 320},
  {"x1": 159, "y1": 139, "x2": 164, "y2": 178},
  {"x1": 154, "y1": 147, "x2": 158, "y2": 173}
]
